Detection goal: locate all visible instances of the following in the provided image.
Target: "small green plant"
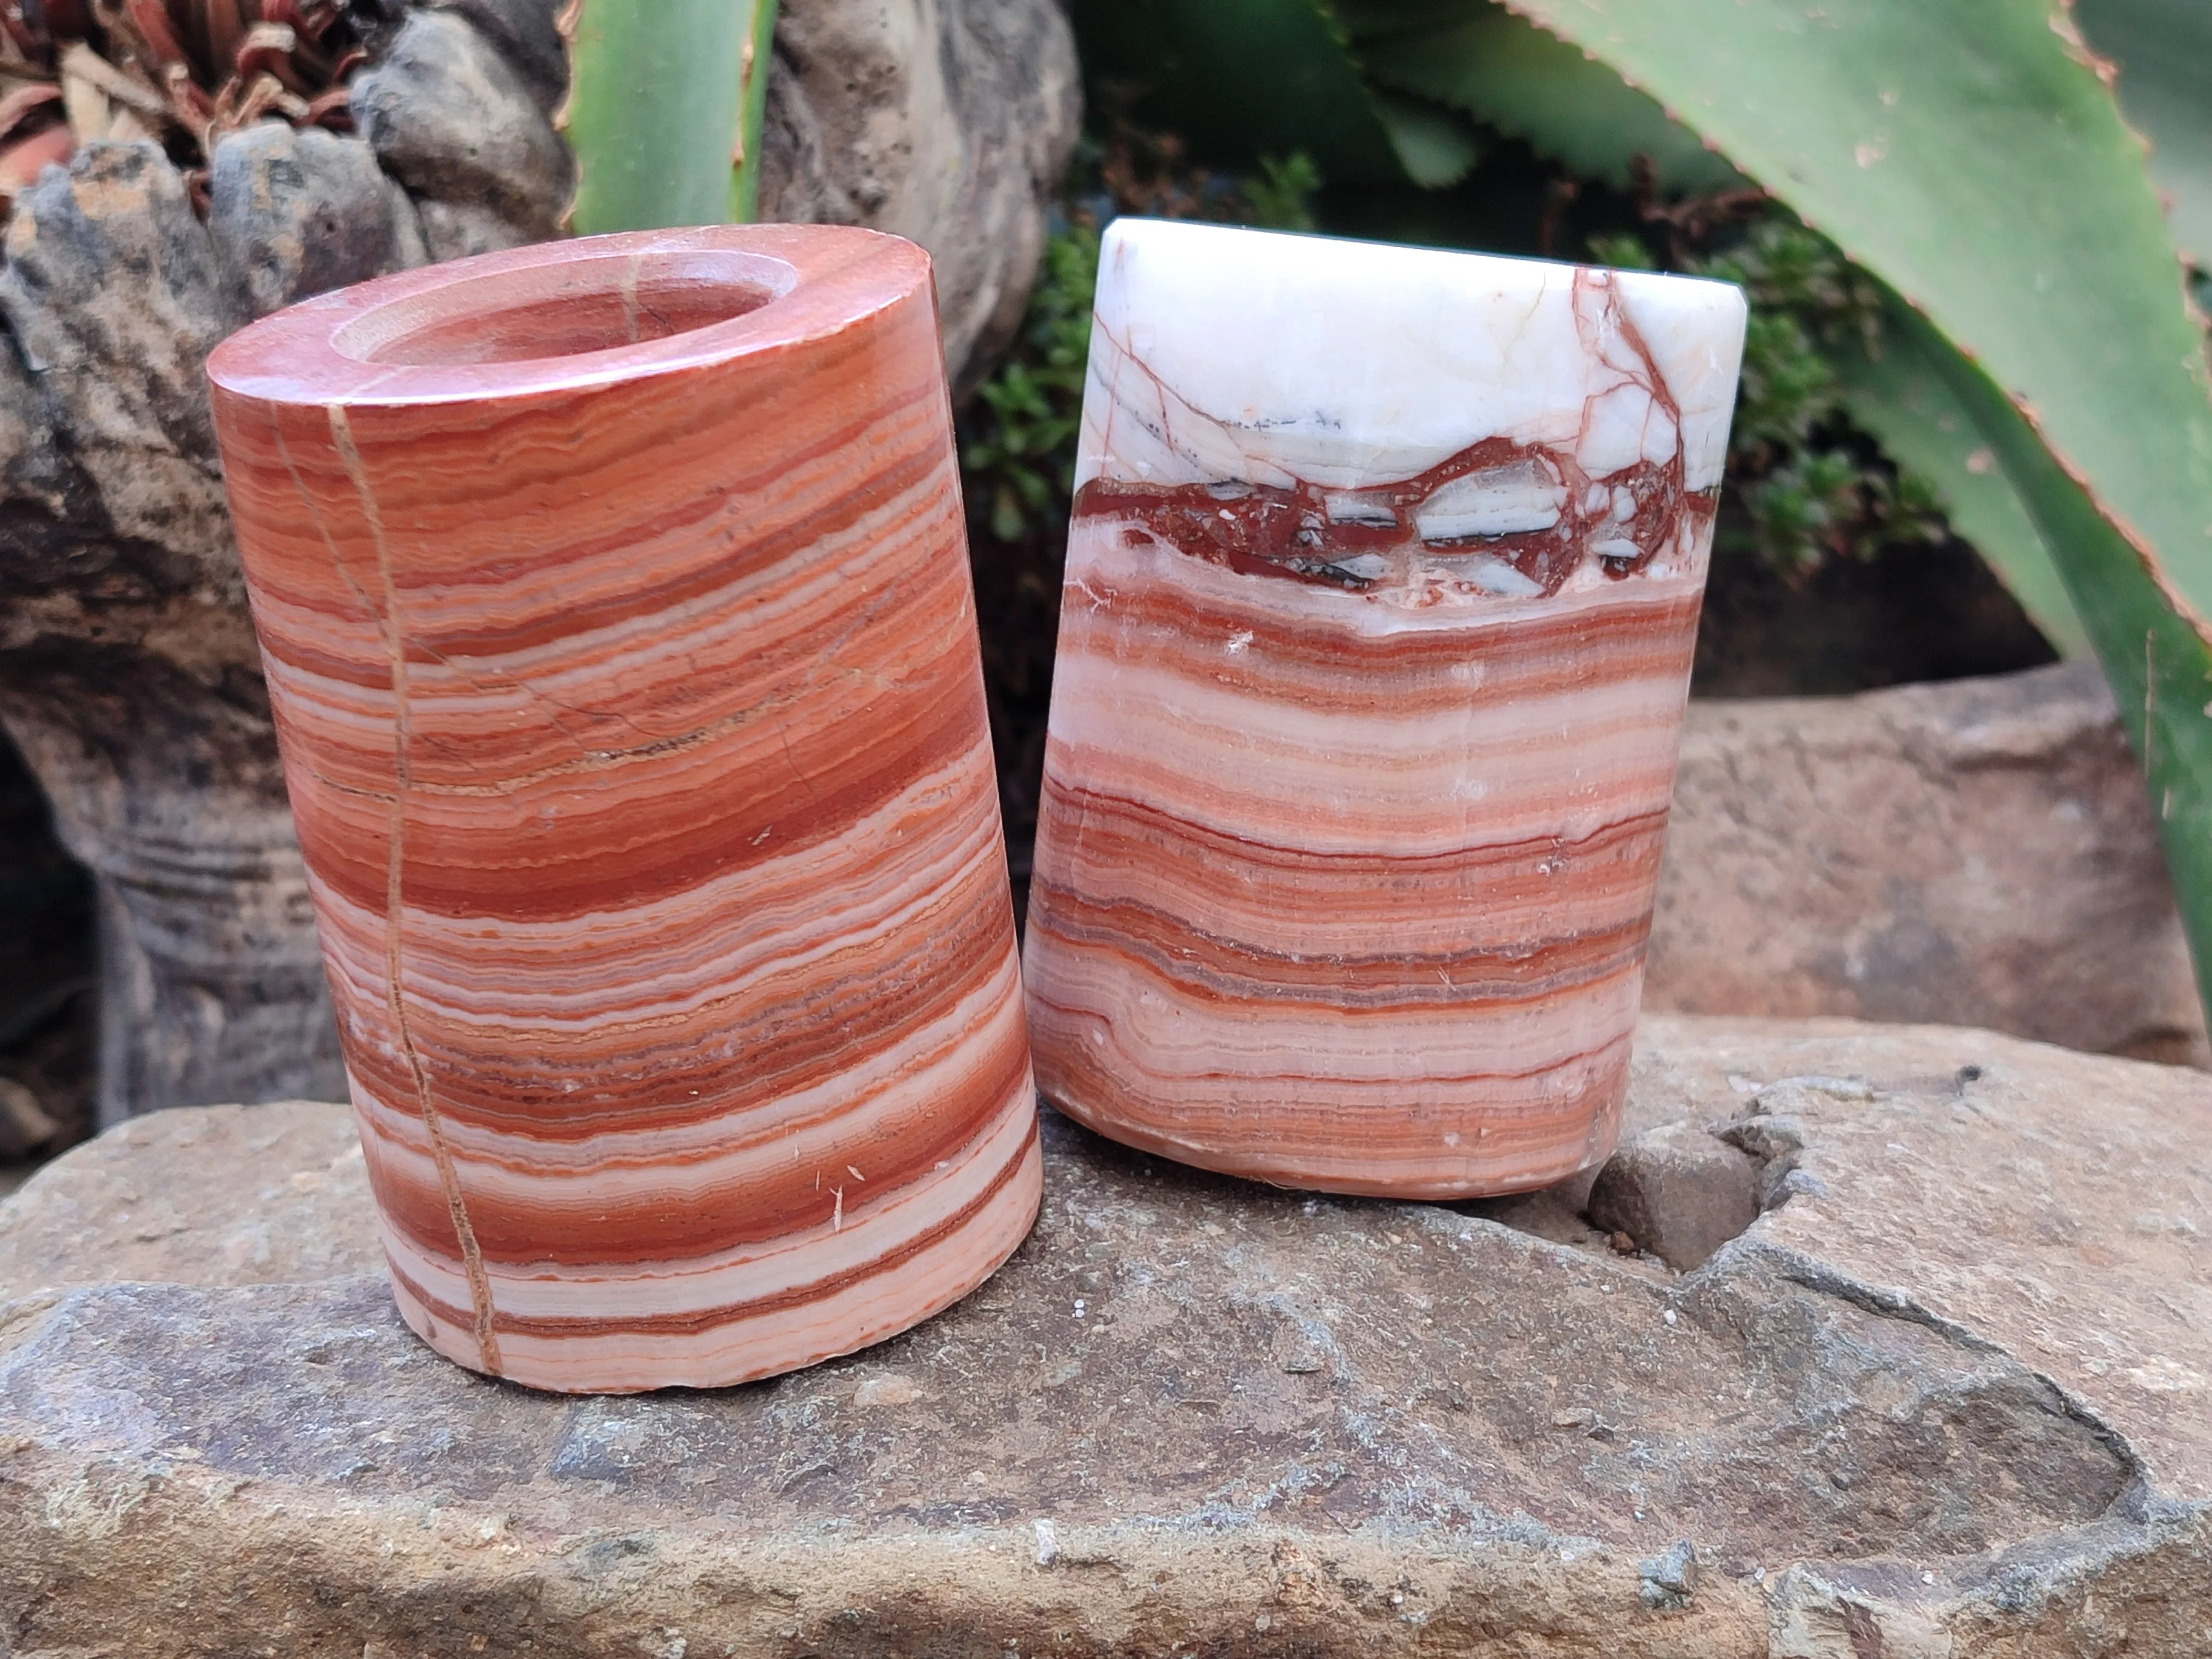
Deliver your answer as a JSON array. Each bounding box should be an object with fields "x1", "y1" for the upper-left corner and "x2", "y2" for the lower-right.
[
  {"x1": 962, "y1": 224, "x2": 1101, "y2": 544},
  {"x1": 1244, "y1": 153, "x2": 1324, "y2": 233}
]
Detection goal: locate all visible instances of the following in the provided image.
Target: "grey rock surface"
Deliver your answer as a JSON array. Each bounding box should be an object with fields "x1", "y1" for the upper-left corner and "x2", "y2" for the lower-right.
[
  {"x1": 3, "y1": 1015, "x2": 2208, "y2": 1656},
  {"x1": 421, "y1": 0, "x2": 568, "y2": 117},
  {"x1": 1586, "y1": 1120, "x2": 1760, "y2": 1271},
  {"x1": 1648, "y1": 661, "x2": 2209, "y2": 1067},
  {"x1": 0, "y1": 143, "x2": 240, "y2": 581},
  {"x1": 351, "y1": 7, "x2": 573, "y2": 258},
  {"x1": 0, "y1": 246, "x2": 95, "y2": 539},
  {"x1": 409, "y1": 196, "x2": 547, "y2": 263},
  {"x1": 208, "y1": 122, "x2": 429, "y2": 320},
  {"x1": 0, "y1": 143, "x2": 347, "y2": 1125},
  {"x1": 758, "y1": 0, "x2": 1082, "y2": 395},
  {"x1": 0, "y1": 1098, "x2": 375, "y2": 1289},
  {"x1": 2, "y1": 654, "x2": 343, "y2": 1124}
]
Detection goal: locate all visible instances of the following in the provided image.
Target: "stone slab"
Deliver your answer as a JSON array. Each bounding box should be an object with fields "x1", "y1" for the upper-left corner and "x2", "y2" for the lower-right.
[
  {"x1": 0, "y1": 1099, "x2": 376, "y2": 1292},
  {"x1": 2, "y1": 1015, "x2": 2209, "y2": 1657},
  {"x1": 1648, "y1": 662, "x2": 2209, "y2": 1067}
]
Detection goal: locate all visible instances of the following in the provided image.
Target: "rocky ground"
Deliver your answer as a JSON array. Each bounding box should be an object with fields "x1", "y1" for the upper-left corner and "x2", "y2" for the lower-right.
[
  {"x1": 3, "y1": 1014, "x2": 2206, "y2": 1657},
  {"x1": 1647, "y1": 660, "x2": 2208, "y2": 1066}
]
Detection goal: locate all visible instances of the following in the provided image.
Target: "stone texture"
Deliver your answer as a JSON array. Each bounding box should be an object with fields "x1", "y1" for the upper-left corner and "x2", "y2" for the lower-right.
[
  {"x1": 0, "y1": 1099, "x2": 377, "y2": 1290},
  {"x1": 1647, "y1": 660, "x2": 2209, "y2": 1067},
  {"x1": 0, "y1": 143, "x2": 241, "y2": 580},
  {"x1": 349, "y1": 8, "x2": 573, "y2": 259},
  {"x1": 758, "y1": 0, "x2": 1081, "y2": 396},
  {"x1": 3, "y1": 1014, "x2": 2208, "y2": 1656},
  {"x1": 207, "y1": 121, "x2": 429, "y2": 320},
  {"x1": 409, "y1": 195, "x2": 544, "y2": 262},
  {"x1": 421, "y1": 0, "x2": 567, "y2": 117},
  {"x1": 1586, "y1": 1119, "x2": 1760, "y2": 1270},
  {"x1": 0, "y1": 142, "x2": 347, "y2": 1126}
]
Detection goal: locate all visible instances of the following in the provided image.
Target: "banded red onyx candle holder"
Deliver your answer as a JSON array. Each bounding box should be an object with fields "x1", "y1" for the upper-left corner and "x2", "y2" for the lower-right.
[
  {"x1": 1023, "y1": 220, "x2": 1749, "y2": 1199},
  {"x1": 207, "y1": 226, "x2": 1040, "y2": 1392}
]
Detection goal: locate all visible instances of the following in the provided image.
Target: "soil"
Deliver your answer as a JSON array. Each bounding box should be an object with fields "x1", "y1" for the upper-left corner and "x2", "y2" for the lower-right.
[{"x1": 1690, "y1": 521, "x2": 2057, "y2": 698}]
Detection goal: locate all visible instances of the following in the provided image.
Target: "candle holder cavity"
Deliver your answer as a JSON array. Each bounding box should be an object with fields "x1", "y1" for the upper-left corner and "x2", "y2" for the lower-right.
[
  {"x1": 207, "y1": 226, "x2": 1041, "y2": 1393},
  {"x1": 1022, "y1": 219, "x2": 1748, "y2": 1199}
]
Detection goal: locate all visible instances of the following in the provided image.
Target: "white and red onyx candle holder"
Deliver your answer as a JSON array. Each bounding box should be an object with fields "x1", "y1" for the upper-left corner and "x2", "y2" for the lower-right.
[{"x1": 1023, "y1": 219, "x2": 1747, "y2": 1198}]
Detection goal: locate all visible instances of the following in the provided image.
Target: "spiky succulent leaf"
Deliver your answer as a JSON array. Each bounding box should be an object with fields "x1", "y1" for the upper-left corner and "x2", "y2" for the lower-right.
[
  {"x1": 1345, "y1": 0, "x2": 1744, "y2": 194},
  {"x1": 1833, "y1": 296, "x2": 2090, "y2": 657},
  {"x1": 561, "y1": 0, "x2": 778, "y2": 233},
  {"x1": 2075, "y1": 0, "x2": 2212, "y2": 268},
  {"x1": 1369, "y1": 89, "x2": 1482, "y2": 189}
]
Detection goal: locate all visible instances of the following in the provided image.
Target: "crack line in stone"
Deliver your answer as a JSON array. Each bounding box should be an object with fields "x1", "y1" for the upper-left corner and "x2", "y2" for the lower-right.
[
  {"x1": 324, "y1": 402, "x2": 503, "y2": 1377},
  {"x1": 1747, "y1": 1238, "x2": 2153, "y2": 1508}
]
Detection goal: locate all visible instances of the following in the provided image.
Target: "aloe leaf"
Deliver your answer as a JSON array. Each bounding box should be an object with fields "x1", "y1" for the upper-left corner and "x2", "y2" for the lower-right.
[
  {"x1": 729, "y1": 0, "x2": 780, "y2": 223},
  {"x1": 1833, "y1": 296, "x2": 2090, "y2": 658},
  {"x1": 1457, "y1": 0, "x2": 2212, "y2": 1009},
  {"x1": 1068, "y1": 0, "x2": 1402, "y2": 183},
  {"x1": 1917, "y1": 293, "x2": 2212, "y2": 883},
  {"x1": 2075, "y1": 0, "x2": 2212, "y2": 267},
  {"x1": 560, "y1": 0, "x2": 778, "y2": 233},
  {"x1": 1370, "y1": 90, "x2": 1483, "y2": 188},
  {"x1": 1348, "y1": 1, "x2": 1745, "y2": 194}
]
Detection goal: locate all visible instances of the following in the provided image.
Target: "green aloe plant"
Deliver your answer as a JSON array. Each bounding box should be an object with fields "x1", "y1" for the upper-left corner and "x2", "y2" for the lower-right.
[
  {"x1": 2075, "y1": 0, "x2": 2212, "y2": 280},
  {"x1": 559, "y1": 0, "x2": 779, "y2": 233},
  {"x1": 1074, "y1": 0, "x2": 2212, "y2": 1029}
]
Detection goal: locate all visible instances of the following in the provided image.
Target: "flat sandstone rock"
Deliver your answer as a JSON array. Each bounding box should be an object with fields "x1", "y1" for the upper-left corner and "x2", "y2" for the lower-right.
[
  {"x1": 1, "y1": 1015, "x2": 2208, "y2": 1657},
  {"x1": 1648, "y1": 662, "x2": 2209, "y2": 1067}
]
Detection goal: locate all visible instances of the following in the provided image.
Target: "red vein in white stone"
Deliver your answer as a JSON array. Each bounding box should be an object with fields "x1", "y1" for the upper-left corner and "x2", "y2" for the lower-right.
[{"x1": 1025, "y1": 220, "x2": 1749, "y2": 1199}]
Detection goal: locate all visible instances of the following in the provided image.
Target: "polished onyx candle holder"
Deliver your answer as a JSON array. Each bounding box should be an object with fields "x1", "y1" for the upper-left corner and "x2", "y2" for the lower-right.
[
  {"x1": 1023, "y1": 220, "x2": 1747, "y2": 1198},
  {"x1": 208, "y1": 226, "x2": 1040, "y2": 1391}
]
